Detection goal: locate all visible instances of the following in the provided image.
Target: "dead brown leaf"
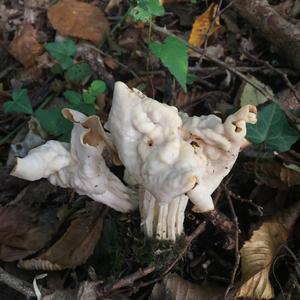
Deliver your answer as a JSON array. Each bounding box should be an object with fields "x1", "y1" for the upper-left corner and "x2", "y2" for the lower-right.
[
  {"x1": 0, "y1": 180, "x2": 61, "y2": 261},
  {"x1": 8, "y1": 24, "x2": 44, "y2": 68},
  {"x1": 19, "y1": 202, "x2": 106, "y2": 270},
  {"x1": 244, "y1": 161, "x2": 300, "y2": 189},
  {"x1": 48, "y1": 0, "x2": 109, "y2": 44},
  {"x1": 235, "y1": 204, "x2": 300, "y2": 299},
  {"x1": 151, "y1": 273, "x2": 224, "y2": 300}
]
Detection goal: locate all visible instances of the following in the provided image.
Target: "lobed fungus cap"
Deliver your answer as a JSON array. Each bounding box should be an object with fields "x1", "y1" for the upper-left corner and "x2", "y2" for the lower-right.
[
  {"x1": 106, "y1": 82, "x2": 257, "y2": 213},
  {"x1": 11, "y1": 109, "x2": 137, "y2": 213}
]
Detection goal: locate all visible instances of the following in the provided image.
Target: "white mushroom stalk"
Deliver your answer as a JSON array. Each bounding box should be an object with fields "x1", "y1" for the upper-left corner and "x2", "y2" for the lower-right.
[
  {"x1": 140, "y1": 190, "x2": 188, "y2": 240},
  {"x1": 106, "y1": 81, "x2": 257, "y2": 240},
  {"x1": 11, "y1": 109, "x2": 137, "y2": 213}
]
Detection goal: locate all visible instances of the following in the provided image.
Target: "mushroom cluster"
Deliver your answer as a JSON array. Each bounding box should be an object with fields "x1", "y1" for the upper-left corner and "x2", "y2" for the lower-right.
[{"x1": 11, "y1": 81, "x2": 257, "y2": 241}]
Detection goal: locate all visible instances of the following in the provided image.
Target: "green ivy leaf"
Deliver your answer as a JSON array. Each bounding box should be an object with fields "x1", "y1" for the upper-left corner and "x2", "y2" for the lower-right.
[
  {"x1": 130, "y1": 0, "x2": 164, "y2": 22},
  {"x1": 83, "y1": 80, "x2": 106, "y2": 104},
  {"x1": 63, "y1": 90, "x2": 82, "y2": 105},
  {"x1": 149, "y1": 37, "x2": 188, "y2": 92},
  {"x1": 4, "y1": 89, "x2": 33, "y2": 114},
  {"x1": 65, "y1": 63, "x2": 93, "y2": 84},
  {"x1": 35, "y1": 107, "x2": 72, "y2": 140},
  {"x1": 45, "y1": 39, "x2": 77, "y2": 70},
  {"x1": 246, "y1": 102, "x2": 300, "y2": 152}
]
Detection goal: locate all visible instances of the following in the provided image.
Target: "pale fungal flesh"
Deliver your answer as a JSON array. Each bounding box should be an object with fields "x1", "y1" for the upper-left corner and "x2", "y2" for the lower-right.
[
  {"x1": 10, "y1": 81, "x2": 257, "y2": 241},
  {"x1": 106, "y1": 82, "x2": 257, "y2": 210},
  {"x1": 106, "y1": 81, "x2": 257, "y2": 240},
  {"x1": 11, "y1": 109, "x2": 137, "y2": 213},
  {"x1": 140, "y1": 190, "x2": 188, "y2": 240}
]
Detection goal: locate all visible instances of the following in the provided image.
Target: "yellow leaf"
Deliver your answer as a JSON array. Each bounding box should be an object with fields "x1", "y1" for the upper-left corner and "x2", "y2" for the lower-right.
[
  {"x1": 235, "y1": 204, "x2": 300, "y2": 299},
  {"x1": 188, "y1": 3, "x2": 221, "y2": 48}
]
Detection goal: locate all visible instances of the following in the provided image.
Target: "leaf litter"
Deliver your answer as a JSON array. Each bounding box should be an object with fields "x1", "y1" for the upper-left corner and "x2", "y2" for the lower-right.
[{"x1": 0, "y1": 0, "x2": 300, "y2": 299}]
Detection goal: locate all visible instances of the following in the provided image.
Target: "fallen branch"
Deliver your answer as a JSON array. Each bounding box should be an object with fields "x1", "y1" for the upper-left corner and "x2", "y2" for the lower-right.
[
  {"x1": 224, "y1": 188, "x2": 241, "y2": 299},
  {"x1": 0, "y1": 266, "x2": 36, "y2": 298},
  {"x1": 233, "y1": 0, "x2": 300, "y2": 72},
  {"x1": 99, "y1": 266, "x2": 156, "y2": 295},
  {"x1": 162, "y1": 221, "x2": 207, "y2": 277}
]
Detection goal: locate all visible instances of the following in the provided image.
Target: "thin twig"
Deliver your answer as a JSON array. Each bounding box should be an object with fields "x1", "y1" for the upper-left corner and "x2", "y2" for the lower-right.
[
  {"x1": 224, "y1": 189, "x2": 240, "y2": 299},
  {"x1": 151, "y1": 23, "x2": 273, "y2": 101},
  {"x1": 226, "y1": 188, "x2": 263, "y2": 216},
  {"x1": 97, "y1": 266, "x2": 156, "y2": 296},
  {"x1": 243, "y1": 50, "x2": 300, "y2": 103},
  {"x1": 201, "y1": 0, "x2": 224, "y2": 63},
  {"x1": 162, "y1": 221, "x2": 207, "y2": 277},
  {"x1": 0, "y1": 266, "x2": 36, "y2": 298},
  {"x1": 109, "y1": 266, "x2": 155, "y2": 291}
]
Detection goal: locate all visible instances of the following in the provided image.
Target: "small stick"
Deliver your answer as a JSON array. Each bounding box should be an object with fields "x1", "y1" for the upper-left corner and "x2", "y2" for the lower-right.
[
  {"x1": 150, "y1": 23, "x2": 273, "y2": 101},
  {"x1": 243, "y1": 50, "x2": 300, "y2": 103},
  {"x1": 226, "y1": 188, "x2": 263, "y2": 216},
  {"x1": 126, "y1": 221, "x2": 207, "y2": 291},
  {"x1": 162, "y1": 221, "x2": 207, "y2": 277},
  {"x1": 0, "y1": 266, "x2": 36, "y2": 298},
  {"x1": 98, "y1": 266, "x2": 156, "y2": 295},
  {"x1": 224, "y1": 189, "x2": 241, "y2": 299}
]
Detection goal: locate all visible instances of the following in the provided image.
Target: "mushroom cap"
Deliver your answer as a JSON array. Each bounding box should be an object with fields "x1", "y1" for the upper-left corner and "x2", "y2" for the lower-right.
[
  {"x1": 106, "y1": 82, "x2": 257, "y2": 212},
  {"x1": 11, "y1": 108, "x2": 137, "y2": 213},
  {"x1": 106, "y1": 82, "x2": 203, "y2": 204}
]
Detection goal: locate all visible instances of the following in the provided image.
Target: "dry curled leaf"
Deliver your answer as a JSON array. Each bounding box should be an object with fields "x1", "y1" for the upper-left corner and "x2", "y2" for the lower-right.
[
  {"x1": 188, "y1": 3, "x2": 221, "y2": 48},
  {"x1": 0, "y1": 181, "x2": 61, "y2": 261},
  {"x1": 151, "y1": 273, "x2": 224, "y2": 300},
  {"x1": 19, "y1": 202, "x2": 106, "y2": 270},
  {"x1": 244, "y1": 161, "x2": 300, "y2": 189},
  {"x1": 235, "y1": 204, "x2": 300, "y2": 299},
  {"x1": 48, "y1": 0, "x2": 109, "y2": 44},
  {"x1": 8, "y1": 24, "x2": 44, "y2": 67}
]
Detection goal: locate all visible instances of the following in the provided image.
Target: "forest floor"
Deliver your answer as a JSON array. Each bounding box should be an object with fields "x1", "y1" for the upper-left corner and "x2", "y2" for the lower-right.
[{"x1": 1, "y1": 0, "x2": 300, "y2": 299}]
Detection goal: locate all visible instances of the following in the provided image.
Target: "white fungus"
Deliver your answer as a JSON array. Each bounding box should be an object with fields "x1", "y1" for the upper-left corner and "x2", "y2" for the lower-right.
[
  {"x1": 106, "y1": 82, "x2": 257, "y2": 240},
  {"x1": 11, "y1": 108, "x2": 137, "y2": 213}
]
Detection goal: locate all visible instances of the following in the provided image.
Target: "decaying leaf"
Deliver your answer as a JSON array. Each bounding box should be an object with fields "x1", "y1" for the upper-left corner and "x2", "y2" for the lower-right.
[
  {"x1": 151, "y1": 273, "x2": 224, "y2": 300},
  {"x1": 8, "y1": 24, "x2": 44, "y2": 67},
  {"x1": 19, "y1": 202, "x2": 106, "y2": 270},
  {"x1": 240, "y1": 75, "x2": 274, "y2": 107},
  {"x1": 235, "y1": 204, "x2": 300, "y2": 299},
  {"x1": 0, "y1": 168, "x2": 28, "y2": 205},
  {"x1": 48, "y1": 0, "x2": 109, "y2": 44},
  {"x1": 188, "y1": 3, "x2": 221, "y2": 48},
  {"x1": 244, "y1": 161, "x2": 300, "y2": 189},
  {"x1": 0, "y1": 181, "x2": 62, "y2": 261}
]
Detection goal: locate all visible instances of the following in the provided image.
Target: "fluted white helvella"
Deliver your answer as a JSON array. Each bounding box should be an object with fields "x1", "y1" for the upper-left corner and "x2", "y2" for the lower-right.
[
  {"x1": 11, "y1": 81, "x2": 257, "y2": 241},
  {"x1": 106, "y1": 82, "x2": 257, "y2": 240},
  {"x1": 11, "y1": 108, "x2": 137, "y2": 213}
]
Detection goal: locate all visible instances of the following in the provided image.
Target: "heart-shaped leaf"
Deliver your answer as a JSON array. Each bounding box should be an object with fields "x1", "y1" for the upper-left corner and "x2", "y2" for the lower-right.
[
  {"x1": 149, "y1": 37, "x2": 188, "y2": 92},
  {"x1": 4, "y1": 89, "x2": 33, "y2": 114},
  {"x1": 246, "y1": 102, "x2": 300, "y2": 152}
]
